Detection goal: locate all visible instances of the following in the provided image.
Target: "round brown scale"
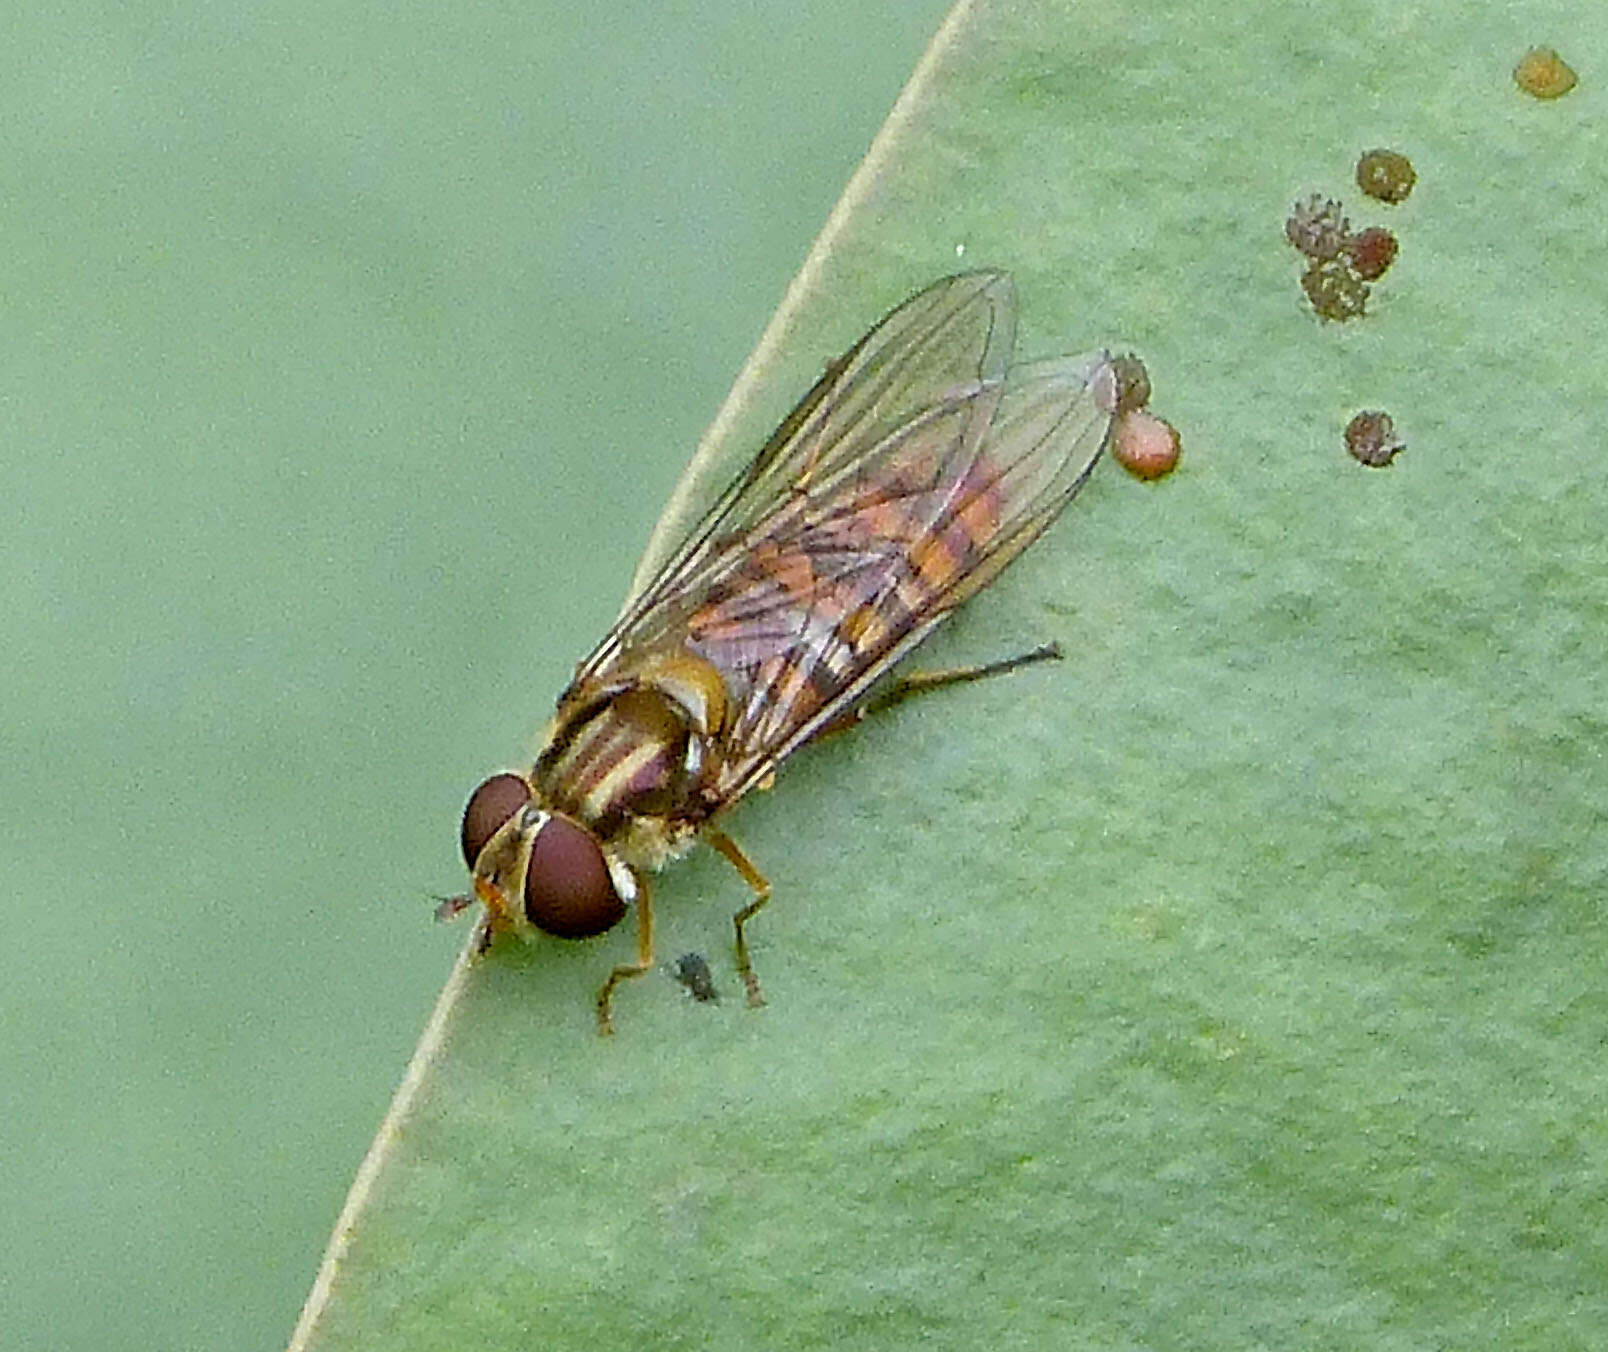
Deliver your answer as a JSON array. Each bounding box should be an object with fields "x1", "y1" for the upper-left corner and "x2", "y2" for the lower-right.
[
  {"x1": 1355, "y1": 150, "x2": 1416, "y2": 204},
  {"x1": 1344, "y1": 410, "x2": 1404, "y2": 468},
  {"x1": 1514, "y1": 47, "x2": 1577, "y2": 100},
  {"x1": 1301, "y1": 258, "x2": 1369, "y2": 322},
  {"x1": 1345, "y1": 227, "x2": 1399, "y2": 282}
]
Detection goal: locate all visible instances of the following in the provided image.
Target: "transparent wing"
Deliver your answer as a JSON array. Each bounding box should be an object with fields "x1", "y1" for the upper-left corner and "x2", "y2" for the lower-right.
[
  {"x1": 687, "y1": 350, "x2": 1117, "y2": 801},
  {"x1": 574, "y1": 271, "x2": 1019, "y2": 683}
]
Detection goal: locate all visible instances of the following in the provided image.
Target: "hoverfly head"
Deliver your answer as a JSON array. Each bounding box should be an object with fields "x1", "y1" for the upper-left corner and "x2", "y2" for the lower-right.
[{"x1": 458, "y1": 773, "x2": 626, "y2": 939}]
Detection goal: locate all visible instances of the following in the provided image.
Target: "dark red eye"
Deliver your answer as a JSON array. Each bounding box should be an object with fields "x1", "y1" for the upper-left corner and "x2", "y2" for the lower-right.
[
  {"x1": 461, "y1": 773, "x2": 531, "y2": 868},
  {"x1": 524, "y1": 814, "x2": 625, "y2": 938}
]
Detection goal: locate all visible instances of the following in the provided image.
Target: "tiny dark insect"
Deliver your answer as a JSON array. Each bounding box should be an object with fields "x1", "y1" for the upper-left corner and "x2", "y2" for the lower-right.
[
  {"x1": 442, "y1": 272, "x2": 1138, "y2": 1032},
  {"x1": 1355, "y1": 149, "x2": 1416, "y2": 204},
  {"x1": 672, "y1": 952, "x2": 720, "y2": 1003},
  {"x1": 1344, "y1": 410, "x2": 1404, "y2": 467}
]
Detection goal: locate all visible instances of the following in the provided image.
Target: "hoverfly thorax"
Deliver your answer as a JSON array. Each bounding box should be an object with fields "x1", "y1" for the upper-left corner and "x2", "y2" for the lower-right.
[{"x1": 534, "y1": 651, "x2": 729, "y2": 831}]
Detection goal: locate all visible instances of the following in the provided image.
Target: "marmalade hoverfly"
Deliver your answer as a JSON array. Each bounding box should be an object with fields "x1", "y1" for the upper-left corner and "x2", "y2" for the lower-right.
[{"x1": 443, "y1": 271, "x2": 1149, "y2": 1032}]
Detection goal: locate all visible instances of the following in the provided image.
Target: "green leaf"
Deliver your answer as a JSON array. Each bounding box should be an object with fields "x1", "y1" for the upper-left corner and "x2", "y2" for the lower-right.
[{"x1": 294, "y1": 3, "x2": 1608, "y2": 1347}]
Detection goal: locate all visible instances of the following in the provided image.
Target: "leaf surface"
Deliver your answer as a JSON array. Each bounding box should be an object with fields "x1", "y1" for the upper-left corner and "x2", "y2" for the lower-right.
[{"x1": 294, "y1": 3, "x2": 1608, "y2": 1347}]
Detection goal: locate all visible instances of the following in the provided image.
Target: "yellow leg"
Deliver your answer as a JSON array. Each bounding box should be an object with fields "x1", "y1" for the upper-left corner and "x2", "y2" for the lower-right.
[
  {"x1": 703, "y1": 827, "x2": 771, "y2": 1009},
  {"x1": 596, "y1": 877, "x2": 654, "y2": 1036}
]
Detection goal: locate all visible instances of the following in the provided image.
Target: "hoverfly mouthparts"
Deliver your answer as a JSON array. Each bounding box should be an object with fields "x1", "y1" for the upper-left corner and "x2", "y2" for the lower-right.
[
  {"x1": 450, "y1": 270, "x2": 1157, "y2": 1032},
  {"x1": 460, "y1": 773, "x2": 627, "y2": 939}
]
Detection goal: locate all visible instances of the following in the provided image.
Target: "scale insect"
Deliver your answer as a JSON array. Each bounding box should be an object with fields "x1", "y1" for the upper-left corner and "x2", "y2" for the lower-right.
[{"x1": 443, "y1": 271, "x2": 1144, "y2": 1032}]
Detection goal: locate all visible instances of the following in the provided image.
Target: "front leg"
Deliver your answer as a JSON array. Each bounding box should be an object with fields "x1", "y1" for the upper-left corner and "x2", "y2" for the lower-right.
[{"x1": 595, "y1": 876, "x2": 654, "y2": 1035}]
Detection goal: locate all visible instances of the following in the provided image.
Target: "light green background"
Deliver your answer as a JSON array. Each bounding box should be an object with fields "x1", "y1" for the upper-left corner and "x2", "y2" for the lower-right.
[{"x1": 0, "y1": 3, "x2": 951, "y2": 1347}]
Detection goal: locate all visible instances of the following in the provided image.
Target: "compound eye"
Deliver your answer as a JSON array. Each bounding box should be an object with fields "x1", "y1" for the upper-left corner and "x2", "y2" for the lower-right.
[
  {"x1": 524, "y1": 814, "x2": 625, "y2": 938},
  {"x1": 461, "y1": 773, "x2": 532, "y2": 868}
]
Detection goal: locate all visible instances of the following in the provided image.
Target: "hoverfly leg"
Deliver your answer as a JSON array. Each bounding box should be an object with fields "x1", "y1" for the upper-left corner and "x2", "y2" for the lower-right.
[
  {"x1": 703, "y1": 827, "x2": 772, "y2": 1009},
  {"x1": 595, "y1": 877, "x2": 655, "y2": 1036},
  {"x1": 863, "y1": 641, "x2": 1063, "y2": 718},
  {"x1": 812, "y1": 642, "x2": 1065, "y2": 744}
]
